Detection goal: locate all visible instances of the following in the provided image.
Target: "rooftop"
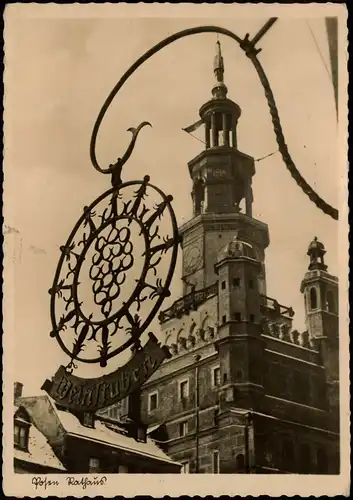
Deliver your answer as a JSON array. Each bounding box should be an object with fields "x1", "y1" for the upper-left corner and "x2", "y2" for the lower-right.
[
  {"x1": 14, "y1": 405, "x2": 66, "y2": 472},
  {"x1": 56, "y1": 408, "x2": 180, "y2": 465}
]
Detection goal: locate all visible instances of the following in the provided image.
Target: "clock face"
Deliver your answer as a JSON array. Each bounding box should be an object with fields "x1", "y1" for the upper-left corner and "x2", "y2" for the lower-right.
[{"x1": 184, "y1": 244, "x2": 202, "y2": 275}]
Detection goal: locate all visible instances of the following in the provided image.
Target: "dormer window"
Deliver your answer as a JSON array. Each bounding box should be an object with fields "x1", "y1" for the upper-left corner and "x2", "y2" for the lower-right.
[
  {"x1": 14, "y1": 407, "x2": 31, "y2": 451},
  {"x1": 14, "y1": 423, "x2": 29, "y2": 451}
]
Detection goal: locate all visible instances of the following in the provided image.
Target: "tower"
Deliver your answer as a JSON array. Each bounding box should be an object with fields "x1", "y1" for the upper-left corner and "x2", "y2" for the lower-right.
[
  {"x1": 214, "y1": 234, "x2": 265, "y2": 409},
  {"x1": 180, "y1": 41, "x2": 269, "y2": 296},
  {"x1": 142, "y1": 40, "x2": 340, "y2": 476},
  {"x1": 300, "y1": 237, "x2": 339, "y2": 415},
  {"x1": 300, "y1": 237, "x2": 339, "y2": 339}
]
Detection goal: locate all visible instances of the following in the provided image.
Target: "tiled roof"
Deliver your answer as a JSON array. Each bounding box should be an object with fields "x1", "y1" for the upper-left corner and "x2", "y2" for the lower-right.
[
  {"x1": 55, "y1": 408, "x2": 179, "y2": 466},
  {"x1": 14, "y1": 425, "x2": 66, "y2": 471}
]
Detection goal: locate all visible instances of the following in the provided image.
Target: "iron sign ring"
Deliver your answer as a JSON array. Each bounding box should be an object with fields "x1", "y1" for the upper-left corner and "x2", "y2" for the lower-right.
[{"x1": 49, "y1": 177, "x2": 179, "y2": 367}]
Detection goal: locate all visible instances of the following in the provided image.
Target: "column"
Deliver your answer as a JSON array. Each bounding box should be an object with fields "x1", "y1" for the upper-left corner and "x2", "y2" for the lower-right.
[
  {"x1": 211, "y1": 112, "x2": 218, "y2": 147},
  {"x1": 232, "y1": 128, "x2": 237, "y2": 149},
  {"x1": 222, "y1": 113, "x2": 229, "y2": 146},
  {"x1": 203, "y1": 185, "x2": 208, "y2": 213},
  {"x1": 245, "y1": 182, "x2": 253, "y2": 217},
  {"x1": 205, "y1": 122, "x2": 211, "y2": 149},
  {"x1": 232, "y1": 117, "x2": 238, "y2": 149},
  {"x1": 245, "y1": 197, "x2": 252, "y2": 217},
  {"x1": 191, "y1": 189, "x2": 196, "y2": 216}
]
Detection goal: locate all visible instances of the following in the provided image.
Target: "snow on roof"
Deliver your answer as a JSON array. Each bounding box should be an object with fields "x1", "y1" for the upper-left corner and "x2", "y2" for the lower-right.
[
  {"x1": 56, "y1": 408, "x2": 179, "y2": 466},
  {"x1": 14, "y1": 425, "x2": 66, "y2": 471},
  {"x1": 147, "y1": 422, "x2": 163, "y2": 434}
]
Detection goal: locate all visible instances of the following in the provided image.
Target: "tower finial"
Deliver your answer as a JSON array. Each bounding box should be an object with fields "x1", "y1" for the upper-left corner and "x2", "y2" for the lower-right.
[
  {"x1": 212, "y1": 40, "x2": 228, "y2": 99},
  {"x1": 214, "y1": 40, "x2": 224, "y2": 83}
]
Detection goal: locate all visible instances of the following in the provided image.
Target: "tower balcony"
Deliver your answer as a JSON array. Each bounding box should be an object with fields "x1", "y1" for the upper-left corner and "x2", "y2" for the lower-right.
[
  {"x1": 159, "y1": 285, "x2": 296, "y2": 327},
  {"x1": 158, "y1": 279, "x2": 320, "y2": 362},
  {"x1": 260, "y1": 295, "x2": 295, "y2": 320},
  {"x1": 158, "y1": 282, "x2": 218, "y2": 323}
]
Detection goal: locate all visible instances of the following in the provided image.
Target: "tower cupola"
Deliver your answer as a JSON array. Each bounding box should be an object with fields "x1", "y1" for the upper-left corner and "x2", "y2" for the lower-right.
[
  {"x1": 199, "y1": 40, "x2": 242, "y2": 150},
  {"x1": 179, "y1": 38, "x2": 269, "y2": 296},
  {"x1": 300, "y1": 237, "x2": 338, "y2": 339},
  {"x1": 307, "y1": 236, "x2": 328, "y2": 271}
]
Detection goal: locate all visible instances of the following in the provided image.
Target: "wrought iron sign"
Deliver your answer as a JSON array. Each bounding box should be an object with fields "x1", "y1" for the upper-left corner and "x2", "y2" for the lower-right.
[
  {"x1": 43, "y1": 18, "x2": 338, "y2": 412},
  {"x1": 42, "y1": 333, "x2": 169, "y2": 412},
  {"x1": 48, "y1": 174, "x2": 178, "y2": 369}
]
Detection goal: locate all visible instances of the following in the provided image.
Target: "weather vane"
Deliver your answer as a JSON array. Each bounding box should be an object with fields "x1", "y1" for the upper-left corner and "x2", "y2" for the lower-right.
[{"x1": 43, "y1": 17, "x2": 338, "y2": 414}]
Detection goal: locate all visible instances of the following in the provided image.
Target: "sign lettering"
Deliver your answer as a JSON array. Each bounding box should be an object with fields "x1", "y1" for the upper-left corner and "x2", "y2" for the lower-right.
[{"x1": 42, "y1": 333, "x2": 170, "y2": 412}]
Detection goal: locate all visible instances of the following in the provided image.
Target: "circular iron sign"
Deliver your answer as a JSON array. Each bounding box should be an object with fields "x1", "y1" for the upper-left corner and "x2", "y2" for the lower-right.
[{"x1": 49, "y1": 175, "x2": 179, "y2": 367}]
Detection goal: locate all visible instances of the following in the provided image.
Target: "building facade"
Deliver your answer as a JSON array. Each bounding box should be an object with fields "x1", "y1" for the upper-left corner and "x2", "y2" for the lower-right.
[
  {"x1": 129, "y1": 42, "x2": 340, "y2": 474},
  {"x1": 14, "y1": 383, "x2": 181, "y2": 474}
]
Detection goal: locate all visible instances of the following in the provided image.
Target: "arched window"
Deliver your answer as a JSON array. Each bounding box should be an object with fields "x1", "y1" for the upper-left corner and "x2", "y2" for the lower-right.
[
  {"x1": 189, "y1": 321, "x2": 196, "y2": 336},
  {"x1": 193, "y1": 181, "x2": 204, "y2": 216},
  {"x1": 299, "y1": 444, "x2": 311, "y2": 474},
  {"x1": 310, "y1": 287, "x2": 318, "y2": 310},
  {"x1": 316, "y1": 448, "x2": 328, "y2": 474},
  {"x1": 235, "y1": 453, "x2": 245, "y2": 472},
  {"x1": 200, "y1": 316, "x2": 215, "y2": 342},
  {"x1": 282, "y1": 440, "x2": 295, "y2": 472},
  {"x1": 326, "y1": 290, "x2": 336, "y2": 313}
]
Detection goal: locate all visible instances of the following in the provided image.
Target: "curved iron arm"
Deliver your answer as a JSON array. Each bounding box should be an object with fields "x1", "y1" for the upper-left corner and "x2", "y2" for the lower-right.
[
  {"x1": 249, "y1": 54, "x2": 339, "y2": 221},
  {"x1": 90, "y1": 24, "x2": 339, "y2": 221},
  {"x1": 108, "y1": 122, "x2": 152, "y2": 188}
]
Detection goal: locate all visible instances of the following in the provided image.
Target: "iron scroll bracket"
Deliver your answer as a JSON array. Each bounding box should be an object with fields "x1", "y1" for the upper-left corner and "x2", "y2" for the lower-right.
[{"x1": 90, "y1": 20, "x2": 338, "y2": 221}]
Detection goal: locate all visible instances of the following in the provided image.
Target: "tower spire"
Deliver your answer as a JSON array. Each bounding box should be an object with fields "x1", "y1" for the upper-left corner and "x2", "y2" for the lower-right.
[
  {"x1": 212, "y1": 40, "x2": 228, "y2": 99},
  {"x1": 214, "y1": 40, "x2": 224, "y2": 83}
]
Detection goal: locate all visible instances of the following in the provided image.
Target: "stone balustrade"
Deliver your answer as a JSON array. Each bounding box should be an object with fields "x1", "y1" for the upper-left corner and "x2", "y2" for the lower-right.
[
  {"x1": 165, "y1": 325, "x2": 219, "y2": 358},
  {"x1": 262, "y1": 318, "x2": 316, "y2": 350},
  {"x1": 159, "y1": 283, "x2": 218, "y2": 323}
]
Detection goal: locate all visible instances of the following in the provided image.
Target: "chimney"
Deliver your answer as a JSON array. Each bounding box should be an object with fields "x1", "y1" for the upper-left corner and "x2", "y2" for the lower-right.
[{"x1": 14, "y1": 382, "x2": 23, "y2": 401}]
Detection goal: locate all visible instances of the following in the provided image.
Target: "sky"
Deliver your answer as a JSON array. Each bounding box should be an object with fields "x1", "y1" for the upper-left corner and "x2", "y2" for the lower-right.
[{"x1": 4, "y1": 5, "x2": 344, "y2": 396}]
